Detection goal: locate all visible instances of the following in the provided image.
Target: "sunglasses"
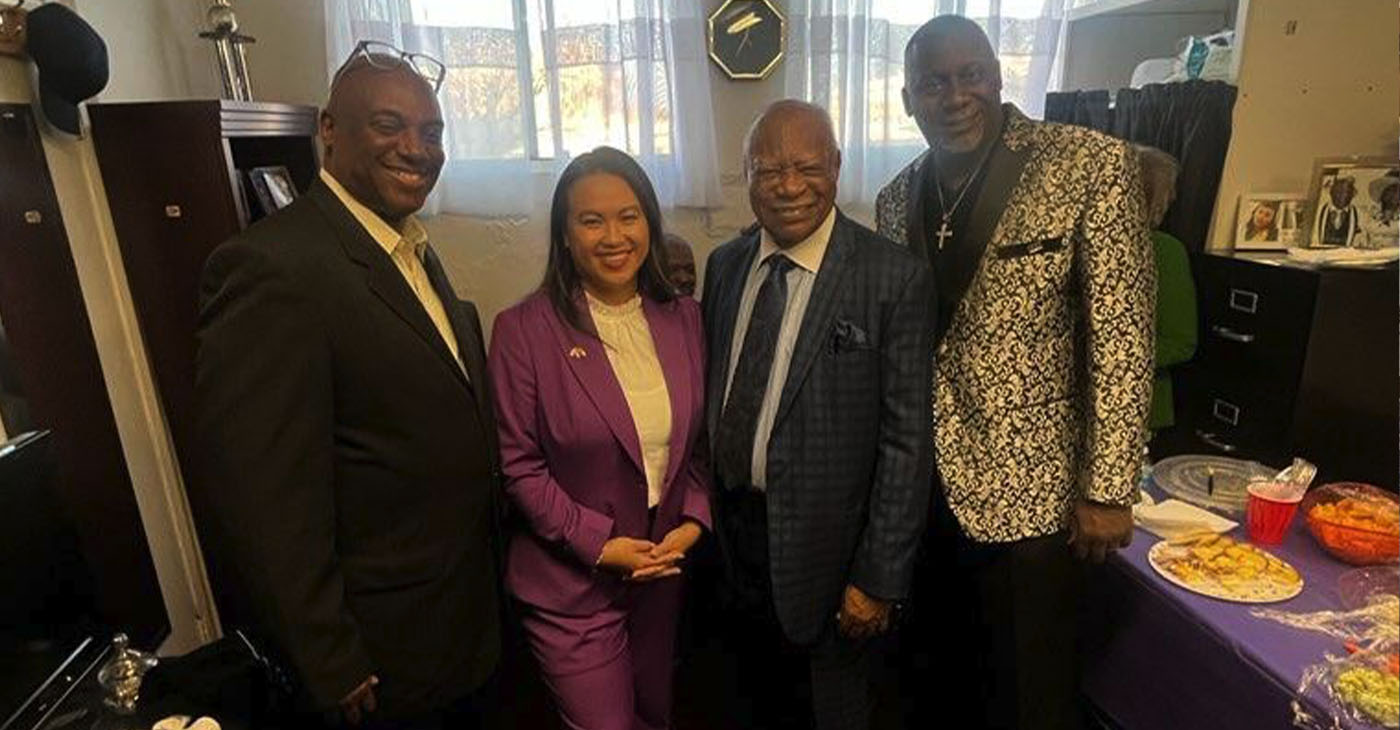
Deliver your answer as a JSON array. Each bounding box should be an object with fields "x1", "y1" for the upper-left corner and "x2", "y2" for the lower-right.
[{"x1": 338, "y1": 40, "x2": 446, "y2": 92}]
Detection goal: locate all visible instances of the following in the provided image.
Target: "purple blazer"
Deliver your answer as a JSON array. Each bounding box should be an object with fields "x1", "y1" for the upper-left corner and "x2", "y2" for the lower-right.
[{"x1": 488, "y1": 291, "x2": 712, "y2": 615}]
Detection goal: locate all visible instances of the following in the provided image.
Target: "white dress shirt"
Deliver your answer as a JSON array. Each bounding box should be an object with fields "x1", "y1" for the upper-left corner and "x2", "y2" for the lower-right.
[
  {"x1": 589, "y1": 293, "x2": 672, "y2": 508},
  {"x1": 722, "y1": 207, "x2": 837, "y2": 488}
]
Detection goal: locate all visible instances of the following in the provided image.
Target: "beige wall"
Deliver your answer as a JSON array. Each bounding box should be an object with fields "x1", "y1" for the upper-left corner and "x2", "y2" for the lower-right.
[
  {"x1": 236, "y1": 0, "x2": 327, "y2": 107},
  {"x1": 1207, "y1": 0, "x2": 1399, "y2": 248}
]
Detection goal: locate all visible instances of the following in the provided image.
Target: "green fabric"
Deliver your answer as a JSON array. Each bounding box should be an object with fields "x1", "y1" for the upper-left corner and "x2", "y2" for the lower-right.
[{"x1": 1149, "y1": 231, "x2": 1197, "y2": 429}]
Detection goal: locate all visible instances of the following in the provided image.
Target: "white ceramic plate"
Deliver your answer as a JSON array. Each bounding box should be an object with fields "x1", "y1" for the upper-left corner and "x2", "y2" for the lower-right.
[{"x1": 1148, "y1": 536, "x2": 1304, "y2": 604}]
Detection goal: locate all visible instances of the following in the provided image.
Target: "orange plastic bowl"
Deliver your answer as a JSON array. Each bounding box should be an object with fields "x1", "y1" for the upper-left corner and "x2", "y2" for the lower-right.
[{"x1": 1301, "y1": 483, "x2": 1400, "y2": 566}]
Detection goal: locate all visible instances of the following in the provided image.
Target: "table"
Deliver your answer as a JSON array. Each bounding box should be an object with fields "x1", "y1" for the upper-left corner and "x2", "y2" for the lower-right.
[{"x1": 1082, "y1": 487, "x2": 1377, "y2": 730}]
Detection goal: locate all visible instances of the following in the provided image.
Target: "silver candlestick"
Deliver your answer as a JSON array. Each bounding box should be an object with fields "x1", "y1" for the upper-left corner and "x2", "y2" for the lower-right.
[{"x1": 198, "y1": 0, "x2": 255, "y2": 101}]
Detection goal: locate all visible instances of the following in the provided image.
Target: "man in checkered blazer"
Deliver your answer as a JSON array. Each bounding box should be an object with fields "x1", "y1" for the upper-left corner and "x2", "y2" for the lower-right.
[{"x1": 702, "y1": 99, "x2": 935, "y2": 730}]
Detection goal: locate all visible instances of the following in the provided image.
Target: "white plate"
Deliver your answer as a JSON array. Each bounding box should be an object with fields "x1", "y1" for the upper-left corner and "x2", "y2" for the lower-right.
[{"x1": 1148, "y1": 537, "x2": 1304, "y2": 604}]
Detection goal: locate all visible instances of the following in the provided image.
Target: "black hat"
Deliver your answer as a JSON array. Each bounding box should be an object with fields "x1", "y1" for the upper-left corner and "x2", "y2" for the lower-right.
[{"x1": 26, "y1": 3, "x2": 108, "y2": 135}]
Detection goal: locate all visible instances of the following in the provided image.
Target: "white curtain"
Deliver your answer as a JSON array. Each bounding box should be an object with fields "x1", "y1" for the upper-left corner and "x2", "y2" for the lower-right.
[
  {"x1": 784, "y1": 0, "x2": 1069, "y2": 205},
  {"x1": 325, "y1": 0, "x2": 722, "y2": 216}
]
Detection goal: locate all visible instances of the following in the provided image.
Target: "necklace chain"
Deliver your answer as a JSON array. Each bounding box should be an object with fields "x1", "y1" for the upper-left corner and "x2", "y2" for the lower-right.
[{"x1": 932, "y1": 140, "x2": 998, "y2": 243}]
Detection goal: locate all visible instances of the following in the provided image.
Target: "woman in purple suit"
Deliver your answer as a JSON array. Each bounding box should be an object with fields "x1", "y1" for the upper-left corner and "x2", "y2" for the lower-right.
[{"x1": 487, "y1": 146, "x2": 711, "y2": 730}]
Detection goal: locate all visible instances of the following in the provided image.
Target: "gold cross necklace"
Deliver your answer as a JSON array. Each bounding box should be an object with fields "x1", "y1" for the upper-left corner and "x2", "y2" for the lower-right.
[{"x1": 932, "y1": 140, "x2": 997, "y2": 250}]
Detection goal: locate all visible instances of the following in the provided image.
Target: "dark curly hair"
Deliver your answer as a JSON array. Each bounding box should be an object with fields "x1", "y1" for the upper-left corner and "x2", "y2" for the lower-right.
[{"x1": 541, "y1": 146, "x2": 675, "y2": 334}]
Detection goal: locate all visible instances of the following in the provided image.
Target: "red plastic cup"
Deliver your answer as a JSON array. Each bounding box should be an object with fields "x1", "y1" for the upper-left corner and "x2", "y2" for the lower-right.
[{"x1": 1246, "y1": 482, "x2": 1304, "y2": 544}]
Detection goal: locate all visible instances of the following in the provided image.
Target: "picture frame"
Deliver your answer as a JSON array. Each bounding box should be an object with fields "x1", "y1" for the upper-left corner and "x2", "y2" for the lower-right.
[
  {"x1": 247, "y1": 165, "x2": 297, "y2": 217},
  {"x1": 1303, "y1": 157, "x2": 1399, "y2": 250},
  {"x1": 1233, "y1": 193, "x2": 1305, "y2": 250}
]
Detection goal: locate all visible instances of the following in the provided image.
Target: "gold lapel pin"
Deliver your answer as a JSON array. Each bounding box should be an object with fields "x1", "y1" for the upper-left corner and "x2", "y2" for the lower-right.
[{"x1": 568, "y1": 346, "x2": 587, "y2": 359}]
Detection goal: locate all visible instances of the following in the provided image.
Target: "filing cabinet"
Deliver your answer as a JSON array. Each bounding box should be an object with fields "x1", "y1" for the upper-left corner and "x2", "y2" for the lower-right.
[{"x1": 1172, "y1": 252, "x2": 1398, "y2": 490}]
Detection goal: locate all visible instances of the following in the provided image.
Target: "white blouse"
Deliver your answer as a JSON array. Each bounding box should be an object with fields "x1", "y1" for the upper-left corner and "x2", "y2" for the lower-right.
[{"x1": 588, "y1": 293, "x2": 673, "y2": 508}]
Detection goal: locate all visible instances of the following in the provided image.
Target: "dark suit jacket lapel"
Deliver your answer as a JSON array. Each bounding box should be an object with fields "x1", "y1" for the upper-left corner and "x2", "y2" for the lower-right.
[
  {"x1": 309, "y1": 182, "x2": 472, "y2": 394},
  {"x1": 905, "y1": 152, "x2": 934, "y2": 264},
  {"x1": 545, "y1": 300, "x2": 646, "y2": 476},
  {"x1": 420, "y1": 246, "x2": 501, "y2": 464},
  {"x1": 954, "y1": 133, "x2": 1032, "y2": 304},
  {"x1": 773, "y1": 214, "x2": 855, "y2": 428},
  {"x1": 705, "y1": 233, "x2": 761, "y2": 439},
  {"x1": 642, "y1": 298, "x2": 692, "y2": 490},
  {"x1": 420, "y1": 246, "x2": 481, "y2": 395}
]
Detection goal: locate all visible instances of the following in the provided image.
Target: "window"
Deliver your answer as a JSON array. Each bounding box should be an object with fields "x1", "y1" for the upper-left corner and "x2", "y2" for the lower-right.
[
  {"x1": 328, "y1": 0, "x2": 720, "y2": 214},
  {"x1": 785, "y1": 0, "x2": 1069, "y2": 205}
]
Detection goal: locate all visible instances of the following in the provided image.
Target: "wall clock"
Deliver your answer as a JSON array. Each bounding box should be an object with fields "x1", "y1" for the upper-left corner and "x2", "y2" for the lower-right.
[{"x1": 707, "y1": 0, "x2": 785, "y2": 81}]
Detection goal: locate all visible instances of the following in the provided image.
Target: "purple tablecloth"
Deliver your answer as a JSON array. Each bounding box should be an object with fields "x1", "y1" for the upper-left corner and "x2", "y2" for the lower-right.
[{"x1": 1082, "y1": 485, "x2": 1373, "y2": 730}]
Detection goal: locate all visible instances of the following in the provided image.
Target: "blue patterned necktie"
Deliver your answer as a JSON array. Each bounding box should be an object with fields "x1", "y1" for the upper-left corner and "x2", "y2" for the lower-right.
[{"x1": 716, "y1": 253, "x2": 795, "y2": 488}]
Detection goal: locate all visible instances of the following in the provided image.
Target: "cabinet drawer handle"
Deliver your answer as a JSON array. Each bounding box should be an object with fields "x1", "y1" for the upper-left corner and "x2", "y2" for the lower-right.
[
  {"x1": 1195, "y1": 429, "x2": 1238, "y2": 453},
  {"x1": 1212, "y1": 398, "x2": 1241, "y2": 426},
  {"x1": 1229, "y1": 288, "x2": 1258, "y2": 314},
  {"x1": 1211, "y1": 325, "x2": 1255, "y2": 344}
]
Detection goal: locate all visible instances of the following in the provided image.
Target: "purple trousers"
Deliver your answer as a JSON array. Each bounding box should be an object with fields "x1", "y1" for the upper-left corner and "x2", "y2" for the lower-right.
[{"x1": 518, "y1": 577, "x2": 683, "y2": 730}]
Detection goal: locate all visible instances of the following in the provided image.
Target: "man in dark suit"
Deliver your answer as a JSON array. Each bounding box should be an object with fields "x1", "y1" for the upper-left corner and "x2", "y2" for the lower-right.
[
  {"x1": 195, "y1": 49, "x2": 500, "y2": 728},
  {"x1": 702, "y1": 100, "x2": 935, "y2": 730}
]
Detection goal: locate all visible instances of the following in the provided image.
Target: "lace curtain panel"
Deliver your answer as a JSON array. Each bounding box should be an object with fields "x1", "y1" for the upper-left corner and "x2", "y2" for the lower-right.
[
  {"x1": 326, "y1": 0, "x2": 721, "y2": 216},
  {"x1": 784, "y1": 0, "x2": 1070, "y2": 205}
]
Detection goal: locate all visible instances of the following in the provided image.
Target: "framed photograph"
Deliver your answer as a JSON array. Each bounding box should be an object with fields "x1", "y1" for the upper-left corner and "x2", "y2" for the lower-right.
[
  {"x1": 1304, "y1": 157, "x2": 1400, "y2": 249},
  {"x1": 1234, "y1": 193, "x2": 1305, "y2": 250},
  {"x1": 247, "y1": 166, "x2": 298, "y2": 216}
]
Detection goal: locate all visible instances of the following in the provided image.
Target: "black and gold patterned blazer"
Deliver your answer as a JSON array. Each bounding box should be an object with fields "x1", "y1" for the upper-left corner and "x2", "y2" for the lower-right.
[{"x1": 875, "y1": 105, "x2": 1155, "y2": 543}]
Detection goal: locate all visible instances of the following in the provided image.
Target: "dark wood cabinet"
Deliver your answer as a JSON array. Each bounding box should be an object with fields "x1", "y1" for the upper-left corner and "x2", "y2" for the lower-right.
[
  {"x1": 1168, "y1": 252, "x2": 1398, "y2": 490},
  {"x1": 0, "y1": 105, "x2": 164, "y2": 641},
  {"x1": 88, "y1": 101, "x2": 318, "y2": 502},
  {"x1": 88, "y1": 102, "x2": 319, "y2": 626}
]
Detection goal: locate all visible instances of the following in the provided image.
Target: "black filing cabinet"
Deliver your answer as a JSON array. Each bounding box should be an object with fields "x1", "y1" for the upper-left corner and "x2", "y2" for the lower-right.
[{"x1": 1171, "y1": 252, "x2": 1398, "y2": 490}]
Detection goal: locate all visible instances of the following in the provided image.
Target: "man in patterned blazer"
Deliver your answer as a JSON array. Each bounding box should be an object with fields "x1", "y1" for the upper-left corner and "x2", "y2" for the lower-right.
[
  {"x1": 703, "y1": 100, "x2": 935, "y2": 730},
  {"x1": 874, "y1": 16, "x2": 1155, "y2": 730}
]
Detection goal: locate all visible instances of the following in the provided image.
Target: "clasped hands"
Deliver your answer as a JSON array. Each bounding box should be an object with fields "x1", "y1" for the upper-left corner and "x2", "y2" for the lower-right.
[{"x1": 596, "y1": 519, "x2": 703, "y2": 582}]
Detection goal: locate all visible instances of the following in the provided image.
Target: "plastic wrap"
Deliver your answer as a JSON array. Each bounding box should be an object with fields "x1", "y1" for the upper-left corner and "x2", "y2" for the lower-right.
[
  {"x1": 1253, "y1": 573, "x2": 1399, "y2": 728},
  {"x1": 1175, "y1": 30, "x2": 1235, "y2": 82}
]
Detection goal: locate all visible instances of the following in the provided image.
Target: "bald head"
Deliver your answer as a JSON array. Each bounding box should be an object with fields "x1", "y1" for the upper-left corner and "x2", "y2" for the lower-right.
[
  {"x1": 319, "y1": 54, "x2": 445, "y2": 224},
  {"x1": 743, "y1": 100, "x2": 838, "y2": 167},
  {"x1": 744, "y1": 99, "x2": 841, "y2": 247},
  {"x1": 325, "y1": 54, "x2": 435, "y2": 126},
  {"x1": 901, "y1": 14, "x2": 1004, "y2": 154},
  {"x1": 905, "y1": 15, "x2": 996, "y2": 66}
]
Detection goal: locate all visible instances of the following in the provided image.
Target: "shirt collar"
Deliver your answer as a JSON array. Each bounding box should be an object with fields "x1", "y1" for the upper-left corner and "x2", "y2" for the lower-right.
[
  {"x1": 757, "y1": 206, "x2": 838, "y2": 274},
  {"x1": 319, "y1": 169, "x2": 429, "y2": 259}
]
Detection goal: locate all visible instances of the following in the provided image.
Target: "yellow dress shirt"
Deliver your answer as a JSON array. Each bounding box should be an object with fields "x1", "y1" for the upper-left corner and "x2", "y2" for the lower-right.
[{"x1": 319, "y1": 170, "x2": 462, "y2": 371}]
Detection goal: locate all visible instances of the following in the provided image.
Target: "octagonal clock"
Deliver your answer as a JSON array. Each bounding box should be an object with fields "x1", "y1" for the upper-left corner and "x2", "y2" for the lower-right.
[{"x1": 708, "y1": 0, "x2": 785, "y2": 80}]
